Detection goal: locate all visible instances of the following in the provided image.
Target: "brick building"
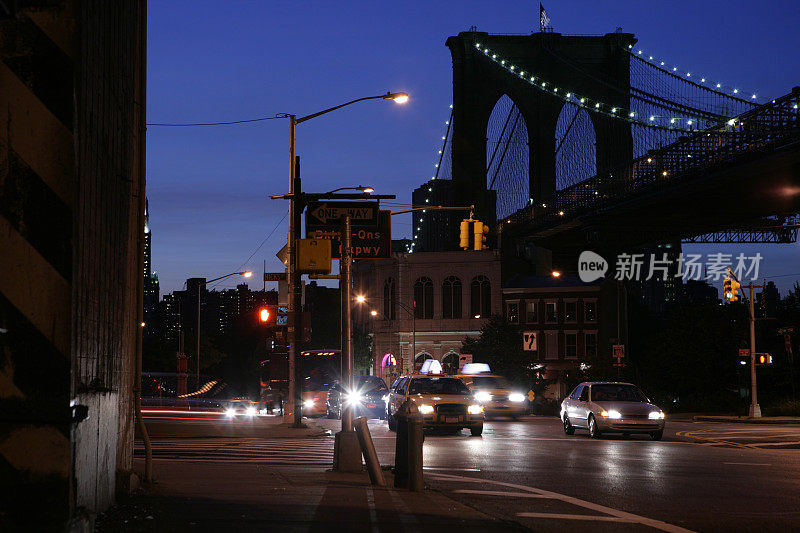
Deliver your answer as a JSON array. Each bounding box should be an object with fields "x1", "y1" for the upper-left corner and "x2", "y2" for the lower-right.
[
  {"x1": 502, "y1": 275, "x2": 626, "y2": 399},
  {"x1": 353, "y1": 250, "x2": 501, "y2": 382}
]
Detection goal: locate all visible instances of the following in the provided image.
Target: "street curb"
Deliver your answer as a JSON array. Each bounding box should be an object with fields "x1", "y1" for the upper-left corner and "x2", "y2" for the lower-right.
[{"x1": 692, "y1": 416, "x2": 800, "y2": 424}]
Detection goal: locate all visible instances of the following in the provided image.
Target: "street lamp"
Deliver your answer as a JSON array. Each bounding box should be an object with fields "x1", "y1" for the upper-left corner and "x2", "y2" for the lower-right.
[
  {"x1": 358, "y1": 296, "x2": 416, "y2": 373},
  {"x1": 280, "y1": 91, "x2": 408, "y2": 431},
  {"x1": 195, "y1": 270, "x2": 252, "y2": 387}
]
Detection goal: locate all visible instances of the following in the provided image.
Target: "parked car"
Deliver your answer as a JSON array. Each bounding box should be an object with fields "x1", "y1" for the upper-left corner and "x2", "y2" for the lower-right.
[
  {"x1": 560, "y1": 382, "x2": 665, "y2": 440},
  {"x1": 326, "y1": 375, "x2": 388, "y2": 420}
]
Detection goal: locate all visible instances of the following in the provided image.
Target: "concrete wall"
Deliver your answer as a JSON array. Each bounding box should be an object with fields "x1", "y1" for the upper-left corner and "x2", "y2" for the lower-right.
[{"x1": 0, "y1": 0, "x2": 143, "y2": 527}]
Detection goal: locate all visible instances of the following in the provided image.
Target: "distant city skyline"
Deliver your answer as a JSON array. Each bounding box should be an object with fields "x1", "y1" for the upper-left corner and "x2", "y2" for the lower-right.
[{"x1": 147, "y1": 0, "x2": 800, "y2": 295}]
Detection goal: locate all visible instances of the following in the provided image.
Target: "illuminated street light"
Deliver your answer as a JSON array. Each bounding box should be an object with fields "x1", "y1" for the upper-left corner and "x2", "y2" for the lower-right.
[{"x1": 552, "y1": 271, "x2": 562, "y2": 278}]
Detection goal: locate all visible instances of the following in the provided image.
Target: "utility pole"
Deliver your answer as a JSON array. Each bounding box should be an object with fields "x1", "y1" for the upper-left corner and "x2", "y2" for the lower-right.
[
  {"x1": 286, "y1": 120, "x2": 302, "y2": 427},
  {"x1": 747, "y1": 281, "x2": 763, "y2": 418}
]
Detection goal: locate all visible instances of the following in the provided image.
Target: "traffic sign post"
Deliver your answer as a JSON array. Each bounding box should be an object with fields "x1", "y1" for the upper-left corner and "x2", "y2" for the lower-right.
[{"x1": 522, "y1": 332, "x2": 537, "y2": 351}]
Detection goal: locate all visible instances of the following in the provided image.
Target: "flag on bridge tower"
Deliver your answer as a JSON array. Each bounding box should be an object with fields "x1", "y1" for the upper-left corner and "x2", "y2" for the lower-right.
[{"x1": 539, "y1": 3, "x2": 551, "y2": 32}]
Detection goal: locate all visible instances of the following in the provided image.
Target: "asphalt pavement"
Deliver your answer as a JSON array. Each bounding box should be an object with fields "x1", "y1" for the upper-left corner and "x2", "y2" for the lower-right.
[{"x1": 122, "y1": 412, "x2": 800, "y2": 532}]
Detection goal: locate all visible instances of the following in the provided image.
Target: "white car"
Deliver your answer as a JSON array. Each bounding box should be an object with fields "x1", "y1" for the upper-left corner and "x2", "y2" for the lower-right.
[{"x1": 560, "y1": 382, "x2": 665, "y2": 440}]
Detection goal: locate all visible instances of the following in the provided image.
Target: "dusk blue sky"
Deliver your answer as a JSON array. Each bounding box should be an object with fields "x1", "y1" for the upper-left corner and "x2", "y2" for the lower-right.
[{"x1": 147, "y1": 1, "x2": 800, "y2": 295}]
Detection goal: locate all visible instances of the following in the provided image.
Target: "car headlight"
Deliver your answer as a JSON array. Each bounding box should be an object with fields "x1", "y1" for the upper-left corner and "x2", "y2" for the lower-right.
[
  {"x1": 346, "y1": 392, "x2": 363, "y2": 406},
  {"x1": 468, "y1": 404, "x2": 484, "y2": 415},
  {"x1": 225, "y1": 408, "x2": 236, "y2": 418},
  {"x1": 303, "y1": 399, "x2": 315, "y2": 409},
  {"x1": 245, "y1": 406, "x2": 257, "y2": 417},
  {"x1": 418, "y1": 404, "x2": 434, "y2": 415},
  {"x1": 649, "y1": 411, "x2": 665, "y2": 419},
  {"x1": 601, "y1": 409, "x2": 622, "y2": 419},
  {"x1": 509, "y1": 393, "x2": 525, "y2": 403},
  {"x1": 474, "y1": 391, "x2": 491, "y2": 403}
]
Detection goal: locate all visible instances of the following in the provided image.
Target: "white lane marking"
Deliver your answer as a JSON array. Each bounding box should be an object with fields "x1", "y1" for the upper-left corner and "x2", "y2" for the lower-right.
[
  {"x1": 723, "y1": 462, "x2": 772, "y2": 466},
  {"x1": 454, "y1": 489, "x2": 549, "y2": 498},
  {"x1": 428, "y1": 472, "x2": 695, "y2": 533},
  {"x1": 423, "y1": 467, "x2": 481, "y2": 472},
  {"x1": 517, "y1": 512, "x2": 638, "y2": 522}
]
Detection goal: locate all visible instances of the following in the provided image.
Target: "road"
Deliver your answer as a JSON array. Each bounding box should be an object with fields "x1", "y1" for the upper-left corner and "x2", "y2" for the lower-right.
[{"x1": 139, "y1": 413, "x2": 800, "y2": 532}]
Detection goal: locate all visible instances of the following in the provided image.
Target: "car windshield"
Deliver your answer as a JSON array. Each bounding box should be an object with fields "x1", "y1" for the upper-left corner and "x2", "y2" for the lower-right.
[
  {"x1": 408, "y1": 378, "x2": 470, "y2": 395},
  {"x1": 355, "y1": 376, "x2": 387, "y2": 392},
  {"x1": 471, "y1": 376, "x2": 509, "y2": 389},
  {"x1": 591, "y1": 384, "x2": 649, "y2": 403}
]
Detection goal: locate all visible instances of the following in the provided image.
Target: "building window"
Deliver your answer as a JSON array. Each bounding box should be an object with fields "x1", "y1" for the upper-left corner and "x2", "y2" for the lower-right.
[
  {"x1": 526, "y1": 300, "x2": 538, "y2": 323},
  {"x1": 414, "y1": 352, "x2": 433, "y2": 371},
  {"x1": 383, "y1": 278, "x2": 396, "y2": 320},
  {"x1": 584, "y1": 300, "x2": 597, "y2": 323},
  {"x1": 565, "y1": 332, "x2": 577, "y2": 358},
  {"x1": 442, "y1": 352, "x2": 459, "y2": 374},
  {"x1": 470, "y1": 275, "x2": 491, "y2": 318},
  {"x1": 414, "y1": 277, "x2": 433, "y2": 319},
  {"x1": 565, "y1": 301, "x2": 577, "y2": 323},
  {"x1": 507, "y1": 301, "x2": 519, "y2": 323},
  {"x1": 585, "y1": 331, "x2": 597, "y2": 357},
  {"x1": 442, "y1": 276, "x2": 462, "y2": 319},
  {"x1": 545, "y1": 331, "x2": 558, "y2": 360},
  {"x1": 545, "y1": 301, "x2": 557, "y2": 323}
]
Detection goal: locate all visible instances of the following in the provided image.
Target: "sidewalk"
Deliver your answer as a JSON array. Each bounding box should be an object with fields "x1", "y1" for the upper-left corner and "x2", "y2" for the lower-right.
[
  {"x1": 691, "y1": 415, "x2": 800, "y2": 424},
  {"x1": 100, "y1": 418, "x2": 520, "y2": 532},
  {"x1": 97, "y1": 462, "x2": 518, "y2": 532}
]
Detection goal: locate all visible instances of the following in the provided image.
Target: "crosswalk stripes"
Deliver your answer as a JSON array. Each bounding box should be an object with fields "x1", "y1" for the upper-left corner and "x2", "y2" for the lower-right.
[{"x1": 134, "y1": 437, "x2": 335, "y2": 465}]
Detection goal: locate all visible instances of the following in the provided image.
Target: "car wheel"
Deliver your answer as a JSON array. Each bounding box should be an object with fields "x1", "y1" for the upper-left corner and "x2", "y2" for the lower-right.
[
  {"x1": 387, "y1": 410, "x2": 397, "y2": 431},
  {"x1": 563, "y1": 416, "x2": 575, "y2": 435},
  {"x1": 650, "y1": 429, "x2": 663, "y2": 441},
  {"x1": 588, "y1": 415, "x2": 602, "y2": 439},
  {"x1": 470, "y1": 424, "x2": 483, "y2": 437}
]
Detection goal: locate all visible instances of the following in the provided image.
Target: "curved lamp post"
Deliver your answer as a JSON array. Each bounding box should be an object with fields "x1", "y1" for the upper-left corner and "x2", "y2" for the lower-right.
[{"x1": 282, "y1": 91, "x2": 408, "y2": 429}]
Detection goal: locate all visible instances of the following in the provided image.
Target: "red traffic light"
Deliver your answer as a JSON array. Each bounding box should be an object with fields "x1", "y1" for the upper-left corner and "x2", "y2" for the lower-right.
[
  {"x1": 259, "y1": 308, "x2": 270, "y2": 322},
  {"x1": 259, "y1": 306, "x2": 277, "y2": 325}
]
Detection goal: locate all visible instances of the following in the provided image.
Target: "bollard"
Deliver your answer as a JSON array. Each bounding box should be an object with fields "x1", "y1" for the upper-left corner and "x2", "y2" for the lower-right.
[
  {"x1": 407, "y1": 406, "x2": 424, "y2": 492},
  {"x1": 393, "y1": 399, "x2": 423, "y2": 490},
  {"x1": 393, "y1": 399, "x2": 412, "y2": 488},
  {"x1": 354, "y1": 417, "x2": 385, "y2": 486}
]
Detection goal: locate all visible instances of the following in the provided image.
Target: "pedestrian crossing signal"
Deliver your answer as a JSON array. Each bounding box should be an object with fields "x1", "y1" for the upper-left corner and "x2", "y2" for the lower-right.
[{"x1": 259, "y1": 307, "x2": 277, "y2": 326}]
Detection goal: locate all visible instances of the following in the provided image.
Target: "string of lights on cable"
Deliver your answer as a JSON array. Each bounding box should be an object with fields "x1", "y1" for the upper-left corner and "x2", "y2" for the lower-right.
[
  {"x1": 476, "y1": 43, "x2": 705, "y2": 132},
  {"x1": 624, "y1": 44, "x2": 760, "y2": 104},
  {"x1": 409, "y1": 105, "x2": 454, "y2": 253}
]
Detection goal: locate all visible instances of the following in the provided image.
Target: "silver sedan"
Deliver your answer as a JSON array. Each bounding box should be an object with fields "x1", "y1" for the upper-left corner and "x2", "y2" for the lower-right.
[{"x1": 560, "y1": 382, "x2": 665, "y2": 440}]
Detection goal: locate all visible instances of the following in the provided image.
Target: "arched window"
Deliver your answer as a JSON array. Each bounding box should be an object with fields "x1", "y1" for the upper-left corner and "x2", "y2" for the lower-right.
[
  {"x1": 470, "y1": 275, "x2": 491, "y2": 318},
  {"x1": 442, "y1": 352, "x2": 459, "y2": 375},
  {"x1": 413, "y1": 277, "x2": 434, "y2": 319},
  {"x1": 383, "y1": 278, "x2": 396, "y2": 320},
  {"x1": 442, "y1": 276, "x2": 462, "y2": 319},
  {"x1": 414, "y1": 352, "x2": 433, "y2": 371}
]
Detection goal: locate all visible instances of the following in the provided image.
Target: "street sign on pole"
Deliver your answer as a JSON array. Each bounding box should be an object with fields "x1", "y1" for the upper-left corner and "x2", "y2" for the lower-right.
[
  {"x1": 276, "y1": 244, "x2": 289, "y2": 266},
  {"x1": 264, "y1": 272, "x2": 287, "y2": 282},
  {"x1": 523, "y1": 332, "x2": 537, "y2": 351},
  {"x1": 739, "y1": 348, "x2": 750, "y2": 359},
  {"x1": 306, "y1": 201, "x2": 379, "y2": 227},
  {"x1": 307, "y1": 210, "x2": 391, "y2": 259},
  {"x1": 613, "y1": 344, "x2": 625, "y2": 358}
]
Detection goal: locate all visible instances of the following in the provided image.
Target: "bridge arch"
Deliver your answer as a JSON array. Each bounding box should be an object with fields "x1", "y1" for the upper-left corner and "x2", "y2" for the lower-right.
[
  {"x1": 486, "y1": 93, "x2": 531, "y2": 219},
  {"x1": 555, "y1": 104, "x2": 597, "y2": 191},
  {"x1": 446, "y1": 30, "x2": 635, "y2": 222}
]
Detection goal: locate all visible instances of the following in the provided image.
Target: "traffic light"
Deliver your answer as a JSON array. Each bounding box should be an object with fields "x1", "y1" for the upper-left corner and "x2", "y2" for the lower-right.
[
  {"x1": 723, "y1": 277, "x2": 740, "y2": 302},
  {"x1": 758, "y1": 353, "x2": 773, "y2": 364},
  {"x1": 459, "y1": 219, "x2": 471, "y2": 249},
  {"x1": 472, "y1": 220, "x2": 489, "y2": 250},
  {"x1": 259, "y1": 306, "x2": 277, "y2": 326}
]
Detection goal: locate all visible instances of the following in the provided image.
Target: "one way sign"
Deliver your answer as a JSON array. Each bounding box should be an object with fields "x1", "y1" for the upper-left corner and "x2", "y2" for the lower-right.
[{"x1": 306, "y1": 201, "x2": 378, "y2": 227}]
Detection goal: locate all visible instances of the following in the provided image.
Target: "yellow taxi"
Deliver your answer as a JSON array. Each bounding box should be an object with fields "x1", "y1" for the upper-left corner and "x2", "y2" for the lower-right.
[
  {"x1": 456, "y1": 364, "x2": 527, "y2": 420},
  {"x1": 387, "y1": 362, "x2": 484, "y2": 436}
]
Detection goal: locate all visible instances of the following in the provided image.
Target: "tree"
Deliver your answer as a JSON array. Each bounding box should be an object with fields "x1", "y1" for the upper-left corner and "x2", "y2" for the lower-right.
[
  {"x1": 352, "y1": 325, "x2": 373, "y2": 375},
  {"x1": 461, "y1": 315, "x2": 531, "y2": 384}
]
